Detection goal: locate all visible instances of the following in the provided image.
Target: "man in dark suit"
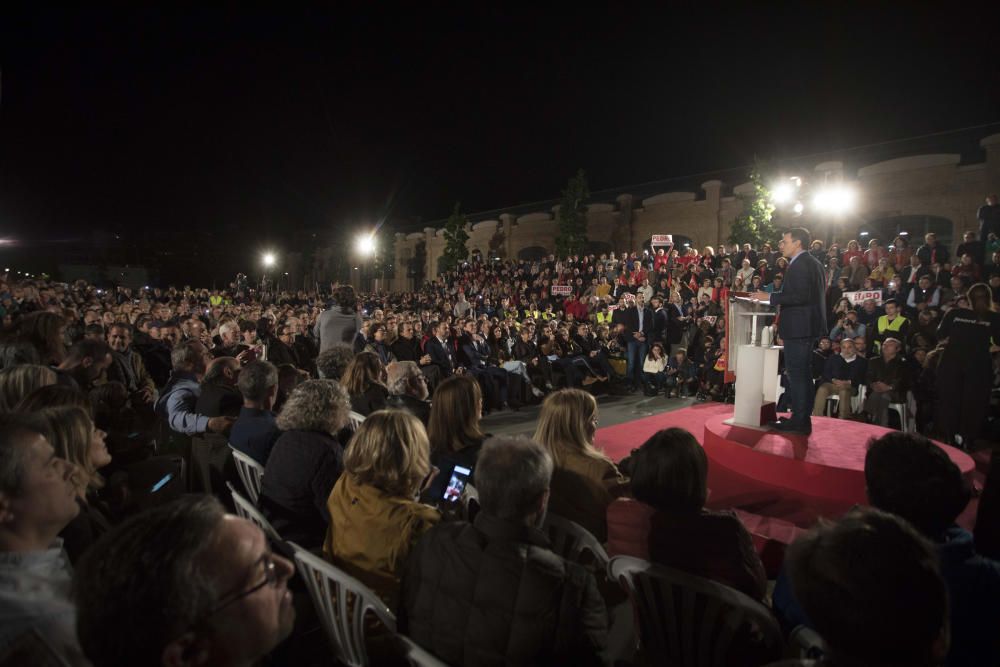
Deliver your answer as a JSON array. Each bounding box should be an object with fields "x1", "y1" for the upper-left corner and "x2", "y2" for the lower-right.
[
  {"x1": 611, "y1": 292, "x2": 654, "y2": 391},
  {"x1": 752, "y1": 227, "x2": 827, "y2": 435},
  {"x1": 424, "y1": 321, "x2": 457, "y2": 378}
]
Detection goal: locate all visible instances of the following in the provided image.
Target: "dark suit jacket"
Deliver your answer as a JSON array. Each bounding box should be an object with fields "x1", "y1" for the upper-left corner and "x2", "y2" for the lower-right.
[
  {"x1": 194, "y1": 383, "x2": 243, "y2": 418},
  {"x1": 652, "y1": 307, "x2": 668, "y2": 343},
  {"x1": 769, "y1": 251, "x2": 827, "y2": 340},
  {"x1": 612, "y1": 306, "x2": 654, "y2": 343},
  {"x1": 665, "y1": 303, "x2": 686, "y2": 345},
  {"x1": 425, "y1": 336, "x2": 456, "y2": 376}
]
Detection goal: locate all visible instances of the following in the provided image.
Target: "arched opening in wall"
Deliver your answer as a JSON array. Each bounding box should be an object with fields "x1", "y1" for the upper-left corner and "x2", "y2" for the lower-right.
[
  {"x1": 640, "y1": 235, "x2": 694, "y2": 253},
  {"x1": 517, "y1": 246, "x2": 548, "y2": 262},
  {"x1": 584, "y1": 241, "x2": 612, "y2": 256},
  {"x1": 408, "y1": 241, "x2": 426, "y2": 286},
  {"x1": 855, "y1": 216, "x2": 953, "y2": 253}
]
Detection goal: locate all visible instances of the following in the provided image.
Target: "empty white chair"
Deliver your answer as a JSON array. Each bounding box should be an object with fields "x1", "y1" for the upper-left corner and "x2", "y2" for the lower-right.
[
  {"x1": 229, "y1": 445, "x2": 265, "y2": 504},
  {"x1": 290, "y1": 543, "x2": 396, "y2": 667},
  {"x1": 227, "y1": 483, "x2": 281, "y2": 543},
  {"x1": 397, "y1": 634, "x2": 450, "y2": 667},
  {"x1": 608, "y1": 555, "x2": 783, "y2": 666}
]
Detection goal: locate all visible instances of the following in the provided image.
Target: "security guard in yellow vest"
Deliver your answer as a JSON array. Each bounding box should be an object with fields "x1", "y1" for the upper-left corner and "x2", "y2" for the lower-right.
[{"x1": 873, "y1": 299, "x2": 910, "y2": 354}]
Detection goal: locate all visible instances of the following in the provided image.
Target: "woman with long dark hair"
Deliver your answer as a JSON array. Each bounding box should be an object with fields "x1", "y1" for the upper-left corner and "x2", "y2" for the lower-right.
[{"x1": 935, "y1": 283, "x2": 1000, "y2": 448}]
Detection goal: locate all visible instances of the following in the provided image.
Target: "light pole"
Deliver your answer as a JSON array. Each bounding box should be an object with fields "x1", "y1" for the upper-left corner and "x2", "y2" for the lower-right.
[
  {"x1": 356, "y1": 233, "x2": 376, "y2": 293},
  {"x1": 770, "y1": 176, "x2": 858, "y2": 246},
  {"x1": 261, "y1": 252, "x2": 276, "y2": 296}
]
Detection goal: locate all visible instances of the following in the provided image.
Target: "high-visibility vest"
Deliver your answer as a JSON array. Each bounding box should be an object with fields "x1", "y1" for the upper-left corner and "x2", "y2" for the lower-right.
[
  {"x1": 596, "y1": 311, "x2": 613, "y2": 325},
  {"x1": 874, "y1": 314, "x2": 907, "y2": 353}
]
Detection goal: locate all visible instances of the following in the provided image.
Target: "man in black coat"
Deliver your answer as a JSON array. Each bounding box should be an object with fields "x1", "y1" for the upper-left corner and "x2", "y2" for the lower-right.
[
  {"x1": 752, "y1": 227, "x2": 827, "y2": 435},
  {"x1": 424, "y1": 321, "x2": 458, "y2": 378},
  {"x1": 399, "y1": 436, "x2": 608, "y2": 665}
]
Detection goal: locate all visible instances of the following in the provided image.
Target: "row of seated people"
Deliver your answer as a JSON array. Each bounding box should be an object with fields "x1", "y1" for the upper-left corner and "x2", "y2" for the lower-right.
[{"x1": 3, "y1": 381, "x2": 999, "y2": 666}]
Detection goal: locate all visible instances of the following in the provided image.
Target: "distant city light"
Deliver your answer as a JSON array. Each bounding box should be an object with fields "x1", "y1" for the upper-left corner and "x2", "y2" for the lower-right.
[
  {"x1": 812, "y1": 185, "x2": 856, "y2": 215},
  {"x1": 262, "y1": 253, "x2": 276, "y2": 267}
]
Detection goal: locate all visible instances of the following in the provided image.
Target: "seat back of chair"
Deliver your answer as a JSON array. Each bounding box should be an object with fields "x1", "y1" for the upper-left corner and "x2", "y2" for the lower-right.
[
  {"x1": 229, "y1": 445, "x2": 264, "y2": 504},
  {"x1": 609, "y1": 555, "x2": 783, "y2": 667},
  {"x1": 291, "y1": 543, "x2": 397, "y2": 667},
  {"x1": 227, "y1": 483, "x2": 281, "y2": 543},
  {"x1": 397, "y1": 634, "x2": 450, "y2": 667},
  {"x1": 543, "y1": 513, "x2": 609, "y2": 571},
  {"x1": 347, "y1": 411, "x2": 366, "y2": 432}
]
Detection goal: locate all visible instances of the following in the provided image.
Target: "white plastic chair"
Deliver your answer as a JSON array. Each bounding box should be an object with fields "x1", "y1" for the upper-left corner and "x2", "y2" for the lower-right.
[
  {"x1": 542, "y1": 513, "x2": 609, "y2": 571},
  {"x1": 229, "y1": 445, "x2": 265, "y2": 504},
  {"x1": 227, "y1": 483, "x2": 281, "y2": 543},
  {"x1": 290, "y1": 542, "x2": 397, "y2": 667},
  {"x1": 825, "y1": 384, "x2": 865, "y2": 417},
  {"x1": 347, "y1": 411, "x2": 366, "y2": 432},
  {"x1": 788, "y1": 624, "x2": 827, "y2": 660},
  {"x1": 397, "y1": 634, "x2": 450, "y2": 667},
  {"x1": 608, "y1": 555, "x2": 783, "y2": 666},
  {"x1": 888, "y1": 391, "x2": 915, "y2": 432}
]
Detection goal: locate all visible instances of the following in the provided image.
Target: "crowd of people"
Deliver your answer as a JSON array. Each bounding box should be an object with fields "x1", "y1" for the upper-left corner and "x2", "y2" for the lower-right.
[{"x1": 0, "y1": 193, "x2": 998, "y2": 666}]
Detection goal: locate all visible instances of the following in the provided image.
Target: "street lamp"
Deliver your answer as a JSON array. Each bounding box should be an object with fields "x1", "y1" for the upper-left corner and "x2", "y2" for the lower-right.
[
  {"x1": 356, "y1": 234, "x2": 375, "y2": 256},
  {"x1": 262, "y1": 252, "x2": 276, "y2": 268}
]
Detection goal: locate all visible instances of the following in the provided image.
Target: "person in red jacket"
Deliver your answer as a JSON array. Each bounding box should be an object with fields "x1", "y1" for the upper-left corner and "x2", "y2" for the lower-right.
[{"x1": 607, "y1": 427, "x2": 766, "y2": 601}]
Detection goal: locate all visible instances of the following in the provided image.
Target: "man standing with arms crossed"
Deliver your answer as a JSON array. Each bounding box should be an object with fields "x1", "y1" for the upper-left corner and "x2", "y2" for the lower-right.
[{"x1": 751, "y1": 227, "x2": 826, "y2": 435}]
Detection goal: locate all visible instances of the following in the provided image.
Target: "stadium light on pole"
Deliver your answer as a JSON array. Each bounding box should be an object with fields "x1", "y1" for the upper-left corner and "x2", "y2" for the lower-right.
[
  {"x1": 262, "y1": 252, "x2": 276, "y2": 268},
  {"x1": 811, "y1": 185, "x2": 857, "y2": 215},
  {"x1": 356, "y1": 234, "x2": 376, "y2": 256}
]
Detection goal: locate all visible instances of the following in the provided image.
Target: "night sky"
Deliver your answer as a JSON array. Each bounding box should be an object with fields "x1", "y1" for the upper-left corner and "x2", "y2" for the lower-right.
[{"x1": 1, "y1": 5, "x2": 998, "y2": 268}]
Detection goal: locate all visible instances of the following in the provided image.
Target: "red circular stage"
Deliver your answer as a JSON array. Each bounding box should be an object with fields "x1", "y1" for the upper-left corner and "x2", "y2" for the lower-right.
[{"x1": 702, "y1": 414, "x2": 976, "y2": 527}]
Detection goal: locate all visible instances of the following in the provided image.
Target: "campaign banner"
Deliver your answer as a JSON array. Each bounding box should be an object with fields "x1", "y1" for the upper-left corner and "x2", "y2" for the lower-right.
[
  {"x1": 702, "y1": 315, "x2": 717, "y2": 326},
  {"x1": 550, "y1": 284, "x2": 573, "y2": 296},
  {"x1": 651, "y1": 234, "x2": 674, "y2": 246},
  {"x1": 843, "y1": 290, "x2": 883, "y2": 306}
]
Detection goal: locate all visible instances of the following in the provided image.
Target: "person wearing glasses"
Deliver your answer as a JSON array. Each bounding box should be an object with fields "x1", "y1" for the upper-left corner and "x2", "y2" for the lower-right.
[{"x1": 75, "y1": 495, "x2": 296, "y2": 666}]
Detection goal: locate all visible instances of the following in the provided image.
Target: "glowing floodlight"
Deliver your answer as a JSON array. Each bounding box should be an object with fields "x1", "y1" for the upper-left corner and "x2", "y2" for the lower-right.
[
  {"x1": 262, "y1": 253, "x2": 276, "y2": 268},
  {"x1": 771, "y1": 183, "x2": 795, "y2": 204},
  {"x1": 812, "y1": 185, "x2": 856, "y2": 215},
  {"x1": 356, "y1": 234, "x2": 376, "y2": 255}
]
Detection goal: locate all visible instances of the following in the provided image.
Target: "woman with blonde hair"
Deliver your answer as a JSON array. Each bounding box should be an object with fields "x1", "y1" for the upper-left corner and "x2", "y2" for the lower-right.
[
  {"x1": 533, "y1": 389, "x2": 626, "y2": 540},
  {"x1": 0, "y1": 364, "x2": 58, "y2": 412},
  {"x1": 325, "y1": 409, "x2": 440, "y2": 606},
  {"x1": 342, "y1": 350, "x2": 389, "y2": 416},
  {"x1": 36, "y1": 406, "x2": 113, "y2": 563},
  {"x1": 261, "y1": 379, "x2": 351, "y2": 548}
]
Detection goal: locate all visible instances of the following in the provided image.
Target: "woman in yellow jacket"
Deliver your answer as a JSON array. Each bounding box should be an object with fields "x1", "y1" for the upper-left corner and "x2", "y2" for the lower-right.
[{"x1": 324, "y1": 409, "x2": 440, "y2": 607}]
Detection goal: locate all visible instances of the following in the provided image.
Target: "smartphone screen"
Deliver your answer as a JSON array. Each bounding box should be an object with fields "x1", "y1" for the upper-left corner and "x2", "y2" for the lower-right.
[
  {"x1": 150, "y1": 473, "x2": 174, "y2": 493},
  {"x1": 441, "y1": 465, "x2": 471, "y2": 503}
]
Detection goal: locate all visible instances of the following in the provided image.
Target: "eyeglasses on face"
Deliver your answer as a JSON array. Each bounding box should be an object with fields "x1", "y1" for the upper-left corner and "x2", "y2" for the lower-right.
[{"x1": 205, "y1": 555, "x2": 278, "y2": 618}]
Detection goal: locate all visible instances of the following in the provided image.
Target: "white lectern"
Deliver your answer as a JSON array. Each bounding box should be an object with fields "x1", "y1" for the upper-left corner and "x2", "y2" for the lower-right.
[{"x1": 725, "y1": 294, "x2": 781, "y2": 428}]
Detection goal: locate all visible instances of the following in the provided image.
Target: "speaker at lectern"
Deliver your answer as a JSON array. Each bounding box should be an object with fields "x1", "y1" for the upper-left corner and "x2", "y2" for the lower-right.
[{"x1": 725, "y1": 293, "x2": 781, "y2": 428}]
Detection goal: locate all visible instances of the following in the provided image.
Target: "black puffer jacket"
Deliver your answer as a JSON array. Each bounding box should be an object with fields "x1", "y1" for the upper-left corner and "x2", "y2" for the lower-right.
[{"x1": 399, "y1": 512, "x2": 608, "y2": 666}]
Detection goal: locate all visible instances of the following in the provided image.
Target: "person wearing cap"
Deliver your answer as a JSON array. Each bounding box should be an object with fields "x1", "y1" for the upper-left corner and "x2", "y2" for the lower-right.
[
  {"x1": 873, "y1": 299, "x2": 910, "y2": 355},
  {"x1": 859, "y1": 337, "x2": 910, "y2": 427}
]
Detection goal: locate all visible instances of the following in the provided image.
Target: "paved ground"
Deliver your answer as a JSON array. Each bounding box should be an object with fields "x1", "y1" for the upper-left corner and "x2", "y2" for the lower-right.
[{"x1": 480, "y1": 391, "x2": 701, "y2": 439}]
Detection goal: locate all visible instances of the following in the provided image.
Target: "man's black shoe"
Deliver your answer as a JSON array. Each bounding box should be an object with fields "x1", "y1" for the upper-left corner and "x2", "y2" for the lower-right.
[{"x1": 766, "y1": 419, "x2": 812, "y2": 436}]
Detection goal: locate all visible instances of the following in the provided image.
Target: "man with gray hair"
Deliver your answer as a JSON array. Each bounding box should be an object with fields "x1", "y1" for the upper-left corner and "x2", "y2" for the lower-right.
[
  {"x1": 400, "y1": 436, "x2": 608, "y2": 665},
  {"x1": 154, "y1": 340, "x2": 233, "y2": 436},
  {"x1": 231, "y1": 361, "x2": 281, "y2": 464},
  {"x1": 385, "y1": 360, "x2": 431, "y2": 425}
]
